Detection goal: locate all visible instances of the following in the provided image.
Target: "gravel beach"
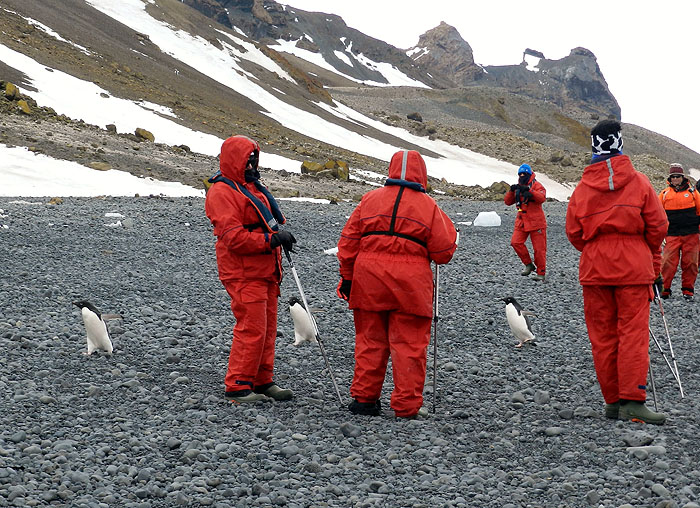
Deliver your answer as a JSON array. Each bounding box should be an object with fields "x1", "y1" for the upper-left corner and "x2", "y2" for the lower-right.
[{"x1": 1, "y1": 197, "x2": 700, "y2": 508}]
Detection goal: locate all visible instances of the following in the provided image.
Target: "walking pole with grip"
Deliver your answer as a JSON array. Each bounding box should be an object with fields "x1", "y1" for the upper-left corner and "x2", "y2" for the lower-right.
[
  {"x1": 653, "y1": 286, "x2": 684, "y2": 398},
  {"x1": 283, "y1": 246, "x2": 344, "y2": 406},
  {"x1": 647, "y1": 340, "x2": 658, "y2": 412},
  {"x1": 649, "y1": 326, "x2": 682, "y2": 387},
  {"x1": 431, "y1": 264, "x2": 440, "y2": 414}
]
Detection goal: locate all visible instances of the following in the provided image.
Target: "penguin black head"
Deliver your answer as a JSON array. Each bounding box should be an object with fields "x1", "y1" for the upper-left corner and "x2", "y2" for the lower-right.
[
  {"x1": 288, "y1": 296, "x2": 304, "y2": 308},
  {"x1": 72, "y1": 300, "x2": 101, "y2": 318},
  {"x1": 502, "y1": 296, "x2": 523, "y2": 311}
]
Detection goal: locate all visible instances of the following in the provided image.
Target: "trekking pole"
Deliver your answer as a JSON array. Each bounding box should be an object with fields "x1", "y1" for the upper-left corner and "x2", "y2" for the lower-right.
[
  {"x1": 649, "y1": 326, "x2": 682, "y2": 386},
  {"x1": 653, "y1": 286, "x2": 685, "y2": 398},
  {"x1": 283, "y1": 246, "x2": 344, "y2": 406},
  {"x1": 647, "y1": 342, "x2": 658, "y2": 412},
  {"x1": 431, "y1": 263, "x2": 440, "y2": 414}
]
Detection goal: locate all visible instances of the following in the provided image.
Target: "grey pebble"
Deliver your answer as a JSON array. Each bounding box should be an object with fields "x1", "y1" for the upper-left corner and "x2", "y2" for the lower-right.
[{"x1": 2, "y1": 198, "x2": 700, "y2": 508}]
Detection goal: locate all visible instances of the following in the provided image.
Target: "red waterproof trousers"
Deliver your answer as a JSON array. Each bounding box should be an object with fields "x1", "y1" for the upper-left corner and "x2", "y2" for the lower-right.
[
  {"x1": 510, "y1": 226, "x2": 547, "y2": 275},
  {"x1": 661, "y1": 234, "x2": 699, "y2": 295},
  {"x1": 350, "y1": 309, "x2": 432, "y2": 417},
  {"x1": 582, "y1": 285, "x2": 650, "y2": 403},
  {"x1": 223, "y1": 279, "x2": 279, "y2": 392}
]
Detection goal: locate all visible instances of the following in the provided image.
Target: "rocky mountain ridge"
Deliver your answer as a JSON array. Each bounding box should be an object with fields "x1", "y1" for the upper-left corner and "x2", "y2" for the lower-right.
[
  {"x1": 190, "y1": 1, "x2": 621, "y2": 121},
  {"x1": 1, "y1": 0, "x2": 699, "y2": 201}
]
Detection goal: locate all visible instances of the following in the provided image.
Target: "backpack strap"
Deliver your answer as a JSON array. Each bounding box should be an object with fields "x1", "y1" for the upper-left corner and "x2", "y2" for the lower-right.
[
  {"x1": 361, "y1": 184, "x2": 427, "y2": 248},
  {"x1": 208, "y1": 172, "x2": 285, "y2": 233}
]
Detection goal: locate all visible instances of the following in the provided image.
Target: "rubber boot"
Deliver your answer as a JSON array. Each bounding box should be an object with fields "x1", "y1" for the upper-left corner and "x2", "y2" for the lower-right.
[
  {"x1": 225, "y1": 389, "x2": 270, "y2": 403},
  {"x1": 618, "y1": 401, "x2": 666, "y2": 425},
  {"x1": 604, "y1": 401, "x2": 620, "y2": 419},
  {"x1": 254, "y1": 382, "x2": 294, "y2": 401},
  {"x1": 521, "y1": 263, "x2": 536, "y2": 276},
  {"x1": 348, "y1": 399, "x2": 382, "y2": 416}
]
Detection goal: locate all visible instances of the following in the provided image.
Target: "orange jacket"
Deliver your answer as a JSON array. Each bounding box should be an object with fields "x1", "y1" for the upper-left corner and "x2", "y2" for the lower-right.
[
  {"x1": 337, "y1": 151, "x2": 458, "y2": 317},
  {"x1": 205, "y1": 136, "x2": 283, "y2": 282},
  {"x1": 566, "y1": 155, "x2": 668, "y2": 285},
  {"x1": 658, "y1": 182, "x2": 700, "y2": 236},
  {"x1": 504, "y1": 172, "x2": 547, "y2": 231}
]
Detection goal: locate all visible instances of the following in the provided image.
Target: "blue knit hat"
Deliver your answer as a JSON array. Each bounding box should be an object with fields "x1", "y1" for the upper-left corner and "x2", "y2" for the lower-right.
[{"x1": 518, "y1": 164, "x2": 532, "y2": 175}]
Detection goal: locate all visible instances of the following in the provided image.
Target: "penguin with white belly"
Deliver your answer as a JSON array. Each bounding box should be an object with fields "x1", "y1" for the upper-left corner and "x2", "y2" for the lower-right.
[
  {"x1": 72, "y1": 300, "x2": 120, "y2": 355},
  {"x1": 502, "y1": 296, "x2": 537, "y2": 348},
  {"x1": 288, "y1": 296, "x2": 318, "y2": 346}
]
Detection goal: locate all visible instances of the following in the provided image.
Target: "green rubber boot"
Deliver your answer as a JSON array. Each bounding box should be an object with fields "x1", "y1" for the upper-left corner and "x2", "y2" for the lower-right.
[
  {"x1": 521, "y1": 263, "x2": 536, "y2": 276},
  {"x1": 618, "y1": 401, "x2": 666, "y2": 425},
  {"x1": 604, "y1": 401, "x2": 620, "y2": 419},
  {"x1": 224, "y1": 389, "x2": 270, "y2": 403},
  {"x1": 254, "y1": 382, "x2": 294, "y2": 401}
]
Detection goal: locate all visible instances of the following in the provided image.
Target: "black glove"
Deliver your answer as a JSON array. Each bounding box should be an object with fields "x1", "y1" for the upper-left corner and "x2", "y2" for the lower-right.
[
  {"x1": 653, "y1": 275, "x2": 663, "y2": 299},
  {"x1": 336, "y1": 278, "x2": 352, "y2": 301},
  {"x1": 522, "y1": 190, "x2": 533, "y2": 200},
  {"x1": 510, "y1": 184, "x2": 518, "y2": 192},
  {"x1": 270, "y1": 230, "x2": 296, "y2": 251}
]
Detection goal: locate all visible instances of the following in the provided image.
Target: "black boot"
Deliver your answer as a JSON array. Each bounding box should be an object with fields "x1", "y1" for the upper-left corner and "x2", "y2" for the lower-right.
[{"x1": 348, "y1": 399, "x2": 382, "y2": 416}]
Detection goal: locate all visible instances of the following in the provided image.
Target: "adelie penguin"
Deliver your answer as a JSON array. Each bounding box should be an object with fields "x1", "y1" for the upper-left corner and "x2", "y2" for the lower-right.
[
  {"x1": 502, "y1": 296, "x2": 537, "y2": 348},
  {"x1": 288, "y1": 296, "x2": 318, "y2": 346},
  {"x1": 72, "y1": 300, "x2": 121, "y2": 355}
]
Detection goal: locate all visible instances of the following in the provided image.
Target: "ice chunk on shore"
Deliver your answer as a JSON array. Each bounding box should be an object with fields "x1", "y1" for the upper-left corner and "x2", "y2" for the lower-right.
[{"x1": 473, "y1": 211, "x2": 501, "y2": 227}]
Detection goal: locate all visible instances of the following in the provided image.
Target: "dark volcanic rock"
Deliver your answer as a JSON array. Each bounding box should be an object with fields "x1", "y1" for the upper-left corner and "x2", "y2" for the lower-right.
[
  {"x1": 407, "y1": 21, "x2": 484, "y2": 84},
  {"x1": 482, "y1": 47, "x2": 620, "y2": 120}
]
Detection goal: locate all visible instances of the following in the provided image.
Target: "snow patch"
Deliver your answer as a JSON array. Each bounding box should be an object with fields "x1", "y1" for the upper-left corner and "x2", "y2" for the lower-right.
[{"x1": 334, "y1": 50, "x2": 353, "y2": 67}]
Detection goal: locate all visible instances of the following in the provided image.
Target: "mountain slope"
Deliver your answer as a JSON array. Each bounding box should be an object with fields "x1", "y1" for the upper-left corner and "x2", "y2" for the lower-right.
[{"x1": 1, "y1": 0, "x2": 699, "y2": 200}]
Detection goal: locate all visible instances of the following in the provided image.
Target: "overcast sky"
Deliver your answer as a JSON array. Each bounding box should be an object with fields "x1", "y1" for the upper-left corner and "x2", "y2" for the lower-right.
[{"x1": 284, "y1": 1, "x2": 700, "y2": 156}]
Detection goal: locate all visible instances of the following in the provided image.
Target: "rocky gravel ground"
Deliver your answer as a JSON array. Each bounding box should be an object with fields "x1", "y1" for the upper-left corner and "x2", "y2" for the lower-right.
[{"x1": 2, "y1": 197, "x2": 700, "y2": 508}]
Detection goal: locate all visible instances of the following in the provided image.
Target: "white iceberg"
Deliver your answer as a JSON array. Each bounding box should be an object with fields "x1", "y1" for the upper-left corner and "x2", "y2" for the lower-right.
[{"x1": 473, "y1": 211, "x2": 501, "y2": 227}]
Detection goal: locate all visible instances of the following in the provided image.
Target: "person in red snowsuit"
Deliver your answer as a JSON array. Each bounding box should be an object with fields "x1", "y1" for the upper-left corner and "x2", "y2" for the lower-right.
[
  {"x1": 337, "y1": 150, "x2": 458, "y2": 418},
  {"x1": 566, "y1": 120, "x2": 668, "y2": 425},
  {"x1": 504, "y1": 164, "x2": 547, "y2": 281},
  {"x1": 658, "y1": 163, "x2": 700, "y2": 301},
  {"x1": 205, "y1": 135, "x2": 297, "y2": 404}
]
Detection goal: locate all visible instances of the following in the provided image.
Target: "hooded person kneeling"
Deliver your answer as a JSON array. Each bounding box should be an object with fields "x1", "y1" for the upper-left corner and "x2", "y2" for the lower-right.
[{"x1": 336, "y1": 150, "x2": 458, "y2": 419}]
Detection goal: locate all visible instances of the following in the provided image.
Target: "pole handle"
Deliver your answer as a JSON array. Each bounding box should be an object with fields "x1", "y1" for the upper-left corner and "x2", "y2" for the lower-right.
[{"x1": 282, "y1": 245, "x2": 293, "y2": 264}]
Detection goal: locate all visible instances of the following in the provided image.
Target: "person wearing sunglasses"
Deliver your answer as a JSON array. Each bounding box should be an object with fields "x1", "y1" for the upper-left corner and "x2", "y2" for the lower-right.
[{"x1": 658, "y1": 163, "x2": 700, "y2": 301}]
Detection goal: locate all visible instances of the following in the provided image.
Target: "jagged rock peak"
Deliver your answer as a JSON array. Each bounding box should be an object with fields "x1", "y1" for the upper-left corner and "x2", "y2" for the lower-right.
[
  {"x1": 570, "y1": 47, "x2": 596, "y2": 58},
  {"x1": 414, "y1": 21, "x2": 473, "y2": 55},
  {"x1": 408, "y1": 21, "x2": 483, "y2": 84}
]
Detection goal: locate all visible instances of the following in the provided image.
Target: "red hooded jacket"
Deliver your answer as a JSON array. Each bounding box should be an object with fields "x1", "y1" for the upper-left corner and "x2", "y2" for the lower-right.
[
  {"x1": 566, "y1": 155, "x2": 668, "y2": 285},
  {"x1": 205, "y1": 136, "x2": 283, "y2": 282},
  {"x1": 504, "y1": 172, "x2": 547, "y2": 231},
  {"x1": 337, "y1": 150, "x2": 458, "y2": 317}
]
